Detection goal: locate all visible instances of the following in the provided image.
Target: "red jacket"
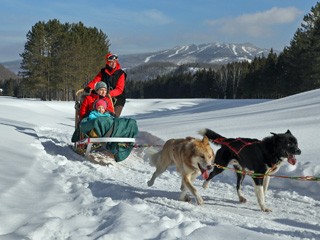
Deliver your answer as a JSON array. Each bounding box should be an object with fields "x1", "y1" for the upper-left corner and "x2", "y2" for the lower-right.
[
  {"x1": 79, "y1": 93, "x2": 114, "y2": 119},
  {"x1": 87, "y1": 62, "x2": 125, "y2": 98}
]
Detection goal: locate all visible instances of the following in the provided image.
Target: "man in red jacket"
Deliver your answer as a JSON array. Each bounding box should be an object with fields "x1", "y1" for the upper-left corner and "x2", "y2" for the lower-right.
[
  {"x1": 80, "y1": 81, "x2": 115, "y2": 120},
  {"x1": 84, "y1": 53, "x2": 126, "y2": 117}
]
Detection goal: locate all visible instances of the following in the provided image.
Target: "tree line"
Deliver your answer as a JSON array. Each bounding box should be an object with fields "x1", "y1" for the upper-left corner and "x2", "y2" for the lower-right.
[{"x1": 1, "y1": 2, "x2": 319, "y2": 100}]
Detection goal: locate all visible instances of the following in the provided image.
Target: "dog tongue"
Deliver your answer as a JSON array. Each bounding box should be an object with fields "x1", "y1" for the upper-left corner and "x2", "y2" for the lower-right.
[
  {"x1": 198, "y1": 163, "x2": 210, "y2": 179},
  {"x1": 201, "y1": 170, "x2": 209, "y2": 180},
  {"x1": 288, "y1": 154, "x2": 297, "y2": 165}
]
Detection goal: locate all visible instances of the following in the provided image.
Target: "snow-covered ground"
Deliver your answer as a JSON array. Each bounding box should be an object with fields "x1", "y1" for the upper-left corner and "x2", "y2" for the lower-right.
[{"x1": 0, "y1": 89, "x2": 319, "y2": 240}]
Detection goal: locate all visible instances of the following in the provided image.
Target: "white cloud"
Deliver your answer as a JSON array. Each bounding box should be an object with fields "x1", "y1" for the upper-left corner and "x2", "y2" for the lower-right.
[
  {"x1": 205, "y1": 7, "x2": 303, "y2": 38},
  {"x1": 135, "y1": 9, "x2": 173, "y2": 26}
]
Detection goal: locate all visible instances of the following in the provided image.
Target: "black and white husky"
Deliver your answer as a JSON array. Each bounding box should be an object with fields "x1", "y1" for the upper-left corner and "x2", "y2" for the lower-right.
[{"x1": 201, "y1": 129, "x2": 301, "y2": 212}]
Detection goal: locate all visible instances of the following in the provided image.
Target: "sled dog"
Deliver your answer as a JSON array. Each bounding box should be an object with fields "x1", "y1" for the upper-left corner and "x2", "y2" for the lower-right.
[
  {"x1": 200, "y1": 129, "x2": 301, "y2": 212},
  {"x1": 147, "y1": 136, "x2": 214, "y2": 205}
]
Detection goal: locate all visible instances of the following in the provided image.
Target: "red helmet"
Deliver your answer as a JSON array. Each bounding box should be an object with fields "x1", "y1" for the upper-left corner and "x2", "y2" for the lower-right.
[{"x1": 105, "y1": 53, "x2": 118, "y2": 64}]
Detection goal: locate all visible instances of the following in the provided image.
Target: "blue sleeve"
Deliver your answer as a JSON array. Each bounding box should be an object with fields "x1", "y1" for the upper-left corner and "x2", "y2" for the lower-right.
[{"x1": 88, "y1": 111, "x2": 98, "y2": 120}]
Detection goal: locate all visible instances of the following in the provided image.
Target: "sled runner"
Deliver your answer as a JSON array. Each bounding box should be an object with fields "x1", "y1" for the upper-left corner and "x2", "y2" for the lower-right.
[
  {"x1": 78, "y1": 137, "x2": 135, "y2": 158},
  {"x1": 71, "y1": 89, "x2": 137, "y2": 164}
]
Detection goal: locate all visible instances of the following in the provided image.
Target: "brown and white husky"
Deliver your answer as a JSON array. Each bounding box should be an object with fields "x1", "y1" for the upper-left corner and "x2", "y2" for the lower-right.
[{"x1": 147, "y1": 136, "x2": 214, "y2": 205}]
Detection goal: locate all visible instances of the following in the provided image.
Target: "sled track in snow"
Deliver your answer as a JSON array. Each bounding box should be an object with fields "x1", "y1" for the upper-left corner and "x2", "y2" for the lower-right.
[{"x1": 33, "y1": 127, "x2": 320, "y2": 239}]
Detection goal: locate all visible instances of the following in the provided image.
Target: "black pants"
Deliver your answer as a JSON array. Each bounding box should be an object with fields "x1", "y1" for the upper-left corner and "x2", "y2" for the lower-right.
[{"x1": 114, "y1": 105, "x2": 123, "y2": 118}]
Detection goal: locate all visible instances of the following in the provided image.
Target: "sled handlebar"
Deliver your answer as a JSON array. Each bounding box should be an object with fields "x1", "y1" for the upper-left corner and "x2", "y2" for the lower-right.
[{"x1": 76, "y1": 89, "x2": 85, "y2": 97}]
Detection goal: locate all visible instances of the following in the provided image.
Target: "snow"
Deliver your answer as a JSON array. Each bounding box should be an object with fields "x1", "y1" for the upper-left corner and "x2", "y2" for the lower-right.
[
  {"x1": 232, "y1": 44, "x2": 238, "y2": 56},
  {"x1": 0, "y1": 89, "x2": 320, "y2": 240},
  {"x1": 168, "y1": 46, "x2": 189, "y2": 58},
  {"x1": 242, "y1": 46, "x2": 253, "y2": 56},
  {"x1": 210, "y1": 57, "x2": 230, "y2": 63},
  {"x1": 144, "y1": 54, "x2": 156, "y2": 63}
]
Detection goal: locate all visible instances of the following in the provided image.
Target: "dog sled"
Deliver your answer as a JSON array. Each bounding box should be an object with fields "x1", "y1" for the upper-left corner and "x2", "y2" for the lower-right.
[{"x1": 71, "y1": 89, "x2": 137, "y2": 165}]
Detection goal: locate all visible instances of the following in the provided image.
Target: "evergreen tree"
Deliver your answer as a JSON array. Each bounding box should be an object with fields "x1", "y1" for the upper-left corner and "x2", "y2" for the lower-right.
[
  {"x1": 2, "y1": 79, "x2": 15, "y2": 96},
  {"x1": 282, "y1": 2, "x2": 320, "y2": 92},
  {"x1": 305, "y1": 3, "x2": 320, "y2": 88},
  {"x1": 20, "y1": 19, "x2": 110, "y2": 100},
  {"x1": 20, "y1": 21, "x2": 47, "y2": 99},
  {"x1": 264, "y1": 49, "x2": 278, "y2": 98}
]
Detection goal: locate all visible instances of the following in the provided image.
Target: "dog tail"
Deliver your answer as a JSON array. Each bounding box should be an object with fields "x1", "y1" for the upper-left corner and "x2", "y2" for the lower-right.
[
  {"x1": 147, "y1": 148, "x2": 161, "y2": 167},
  {"x1": 199, "y1": 128, "x2": 225, "y2": 145}
]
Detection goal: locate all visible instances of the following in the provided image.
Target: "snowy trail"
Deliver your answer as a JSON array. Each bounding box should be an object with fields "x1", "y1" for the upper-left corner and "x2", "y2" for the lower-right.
[
  {"x1": 1, "y1": 92, "x2": 320, "y2": 239},
  {"x1": 30, "y1": 125, "x2": 320, "y2": 239}
]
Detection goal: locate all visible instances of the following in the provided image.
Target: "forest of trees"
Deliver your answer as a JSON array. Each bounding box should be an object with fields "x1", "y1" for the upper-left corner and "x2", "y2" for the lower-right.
[
  {"x1": 5, "y1": 19, "x2": 110, "y2": 100},
  {"x1": 1, "y1": 3, "x2": 319, "y2": 100}
]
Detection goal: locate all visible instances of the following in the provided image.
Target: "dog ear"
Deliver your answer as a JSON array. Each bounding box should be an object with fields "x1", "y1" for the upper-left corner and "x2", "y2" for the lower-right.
[
  {"x1": 202, "y1": 136, "x2": 209, "y2": 144},
  {"x1": 285, "y1": 129, "x2": 292, "y2": 135},
  {"x1": 270, "y1": 132, "x2": 279, "y2": 140}
]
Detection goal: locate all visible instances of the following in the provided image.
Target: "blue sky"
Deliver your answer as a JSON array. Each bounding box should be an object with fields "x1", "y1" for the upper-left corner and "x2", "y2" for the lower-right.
[{"x1": 0, "y1": 0, "x2": 318, "y2": 62}]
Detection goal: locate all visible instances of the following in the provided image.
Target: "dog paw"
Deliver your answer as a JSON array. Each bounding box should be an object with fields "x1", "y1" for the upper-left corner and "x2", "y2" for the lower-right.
[
  {"x1": 147, "y1": 180, "x2": 153, "y2": 187},
  {"x1": 263, "y1": 208, "x2": 272, "y2": 212},
  {"x1": 239, "y1": 197, "x2": 247, "y2": 203},
  {"x1": 184, "y1": 196, "x2": 192, "y2": 203},
  {"x1": 202, "y1": 181, "x2": 209, "y2": 189}
]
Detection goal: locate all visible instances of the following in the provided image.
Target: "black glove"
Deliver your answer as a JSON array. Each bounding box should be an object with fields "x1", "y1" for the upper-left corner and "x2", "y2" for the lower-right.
[
  {"x1": 109, "y1": 111, "x2": 118, "y2": 118},
  {"x1": 84, "y1": 87, "x2": 91, "y2": 93}
]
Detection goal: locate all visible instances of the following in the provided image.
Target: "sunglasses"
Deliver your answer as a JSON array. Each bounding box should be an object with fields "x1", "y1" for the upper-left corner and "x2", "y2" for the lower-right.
[{"x1": 107, "y1": 54, "x2": 118, "y2": 61}]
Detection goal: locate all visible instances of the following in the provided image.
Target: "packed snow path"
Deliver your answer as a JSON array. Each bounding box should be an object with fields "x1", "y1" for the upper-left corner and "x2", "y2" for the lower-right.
[{"x1": 0, "y1": 92, "x2": 319, "y2": 239}]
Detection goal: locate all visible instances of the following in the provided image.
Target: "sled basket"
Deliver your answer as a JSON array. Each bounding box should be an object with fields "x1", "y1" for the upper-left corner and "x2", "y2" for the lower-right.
[{"x1": 73, "y1": 89, "x2": 136, "y2": 161}]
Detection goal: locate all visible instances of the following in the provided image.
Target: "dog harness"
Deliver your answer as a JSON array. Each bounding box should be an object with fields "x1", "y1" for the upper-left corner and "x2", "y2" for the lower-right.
[
  {"x1": 211, "y1": 137, "x2": 261, "y2": 155},
  {"x1": 212, "y1": 137, "x2": 280, "y2": 174}
]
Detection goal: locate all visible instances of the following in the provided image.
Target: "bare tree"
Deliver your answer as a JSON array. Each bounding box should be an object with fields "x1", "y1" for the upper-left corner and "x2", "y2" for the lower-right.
[
  {"x1": 217, "y1": 66, "x2": 228, "y2": 99},
  {"x1": 229, "y1": 63, "x2": 242, "y2": 99}
]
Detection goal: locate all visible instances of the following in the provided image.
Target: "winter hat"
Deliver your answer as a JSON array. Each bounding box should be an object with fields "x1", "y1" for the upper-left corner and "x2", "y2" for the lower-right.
[
  {"x1": 95, "y1": 99, "x2": 107, "y2": 110},
  {"x1": 105, "y1": 53, "x2": 118, "y2": 64},
  {"x1": 95, "y1": 81, "x2": 107, "y2": 91}
]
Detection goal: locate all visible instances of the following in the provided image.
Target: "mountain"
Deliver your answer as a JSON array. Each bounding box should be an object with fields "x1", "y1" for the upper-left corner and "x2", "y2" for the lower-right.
[
  {"x1": 0, "y1": 42, "x2": 280, "y2": 82},
  {"x1": 119, "y1": 42, "x2": 280, "y2": 69},
  {"x1": 0, "y1": 64, "x2": 20, "y2": 82},
  {"x1": 0, "y1": 59, "x2": 21, "y2": 75},
  {"x1": 120, "y1": 42, "x2": 280, "y2": 81},
  {"x1": 125, "y1": 61, "x2": 222, "y2": 82}
]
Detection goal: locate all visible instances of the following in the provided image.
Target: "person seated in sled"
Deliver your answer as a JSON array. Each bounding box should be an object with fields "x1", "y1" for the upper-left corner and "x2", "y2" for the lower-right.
[
  {"x1": 88, "y1": 99, "x2": 115, "y2": 121},
  {"x1": 72, "y1": 81, "x2": 138, "y2": 162},
  {"x1": 79, "y1": 81, "x2": 115, "y2": 120},
  {"x1": 83, "y1": 53, "x2": 126, "y2": 118}
]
